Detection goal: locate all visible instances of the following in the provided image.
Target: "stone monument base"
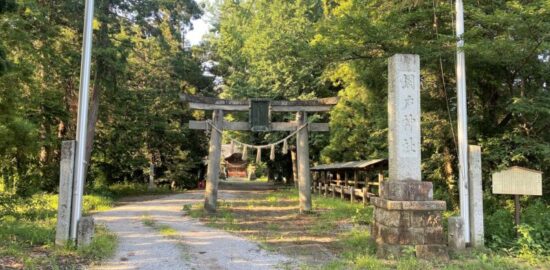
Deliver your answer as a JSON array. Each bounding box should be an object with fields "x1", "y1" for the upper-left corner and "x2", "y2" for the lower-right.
[{"x1": 371, "y1": 180, "x2": 448, "y2": 259}]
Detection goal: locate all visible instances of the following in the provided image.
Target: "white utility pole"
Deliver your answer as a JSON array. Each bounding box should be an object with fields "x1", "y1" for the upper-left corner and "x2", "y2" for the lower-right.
[
  {"x1": 70, "y1": 0, "x2": 95, "y2": 240},
  {"x1": 456, "y1": 0, "x2": 470, "y2": 243}
]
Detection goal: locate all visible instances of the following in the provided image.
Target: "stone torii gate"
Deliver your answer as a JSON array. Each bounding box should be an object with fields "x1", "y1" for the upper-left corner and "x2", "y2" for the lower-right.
[{"x1": 181, "y1": 94, "x2": 338, "y2": 213}]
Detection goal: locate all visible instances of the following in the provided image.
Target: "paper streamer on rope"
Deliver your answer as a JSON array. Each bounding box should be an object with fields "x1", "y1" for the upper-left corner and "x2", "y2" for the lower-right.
[
  {"x1": 270, "y1": 144, "x2": 275, "y2": 161},
  {"x1": 242, "y1": 145, "x2": 248, "y2": 161},
  {"x1": 256, "y1": 147, "x2": 262, "y2": 163},
  {"x1": 204, "y1": 121, "x2": 308, "y2": 160}
]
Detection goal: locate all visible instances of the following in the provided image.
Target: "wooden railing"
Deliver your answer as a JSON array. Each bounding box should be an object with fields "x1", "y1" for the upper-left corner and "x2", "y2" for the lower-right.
[{"x1": 311, "y1": 170, "x2": 384, "y2": 204}]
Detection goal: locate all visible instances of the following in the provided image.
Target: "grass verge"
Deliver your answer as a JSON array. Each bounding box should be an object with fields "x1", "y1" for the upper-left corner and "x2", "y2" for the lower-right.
[
  {"x1": 0, "y1": 192, "x2": 118, "y2": 269},
  {"x1": 1, "y1": 182, "x2": 173, "y2": 269},
  {"x1": 186, "y1": 188, "x2": 549, "y2": 270}
]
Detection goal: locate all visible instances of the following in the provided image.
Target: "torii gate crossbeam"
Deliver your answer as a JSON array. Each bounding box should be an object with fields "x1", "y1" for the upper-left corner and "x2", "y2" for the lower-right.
[{"x1": 181, "y1": 94, "x2": 338, "y2": 213}]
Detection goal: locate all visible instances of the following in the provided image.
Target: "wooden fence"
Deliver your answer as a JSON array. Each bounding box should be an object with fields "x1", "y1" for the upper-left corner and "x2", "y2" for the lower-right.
[{"x1": 310, "y1": 159, "x2": 388, "y2": 204}]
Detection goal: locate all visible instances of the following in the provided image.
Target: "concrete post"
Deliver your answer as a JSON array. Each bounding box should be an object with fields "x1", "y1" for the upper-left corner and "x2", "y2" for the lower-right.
[
  {"x1": 55, "y1": 140, "x2": 76, "y2": 246},
  {"x1": 448, "y1": 217, "x2": 466, "y2": 250},
  {"x1": 296, "y1": 111, "x2": 312, "y2": 212},
  {"x1": 77, "y1": 216, "x2": 94, "y2": 247},
  {"x1": 204, "y1": 109, "x2": 223, "y2": 213},
  {"x1": 468, "y1": 145, "x2": 484, "y2": 247}
]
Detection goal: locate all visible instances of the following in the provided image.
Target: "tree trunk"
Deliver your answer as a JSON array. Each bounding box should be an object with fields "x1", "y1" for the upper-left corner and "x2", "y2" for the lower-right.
[
  {"x1": 83, "y1": 2, "x2": 109, "y2": 176},
  {"x1": 84, "y1": 76, "x2": 100, "y2": 168},
  {"x1": 443, "y1": 146, "x2": 457, "y2": 208}
]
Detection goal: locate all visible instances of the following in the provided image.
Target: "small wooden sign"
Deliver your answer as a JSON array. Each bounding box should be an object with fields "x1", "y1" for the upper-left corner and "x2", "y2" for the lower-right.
[{"x1": 492, "y1": 166, "x2": 543, "y2": 196}]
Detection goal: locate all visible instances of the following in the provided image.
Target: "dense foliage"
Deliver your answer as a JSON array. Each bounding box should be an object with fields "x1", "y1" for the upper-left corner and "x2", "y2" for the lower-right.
[
  {"x1": 204, "y1": 0, "x2": 550, "y2": 258},
  {"x1": 0, "y1": 0, "x2": 212, "y2": 195},
  {"x1": 0, "y1": 0, "x2": 549, "y2": 263}
]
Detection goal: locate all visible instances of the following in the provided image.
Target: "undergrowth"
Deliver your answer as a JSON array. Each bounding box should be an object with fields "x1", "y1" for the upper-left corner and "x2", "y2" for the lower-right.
[
  {"x1": 89, "y1": 181, "x2": 174, "y2": 200},
  {"x1": 0, "y1": 182, "x2": 170, "y2": 269},
  {"x1": 0, "y1": 193, "x2": 117, "y2": 268}
]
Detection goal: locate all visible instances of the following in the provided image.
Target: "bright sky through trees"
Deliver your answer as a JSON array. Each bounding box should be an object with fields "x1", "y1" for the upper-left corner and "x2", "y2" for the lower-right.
[
  {"x1": 188, "y1": 17, "x2": 211, "y2": 45},
  {"x1": 187, "y1": 0, "x2": 214, "y2": 46}
]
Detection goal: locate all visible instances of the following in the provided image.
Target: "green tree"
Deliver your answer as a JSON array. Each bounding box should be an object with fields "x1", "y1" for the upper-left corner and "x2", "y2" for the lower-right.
[
  {"x1": 313, "y1": 0, "x2": 550, "y2": 207},
  {"x1": 206, "y1": 0, "x2": 335, "y2": 180},
  {"x1": 0, "y1": 0, "x2": 214, "y2": 194}
]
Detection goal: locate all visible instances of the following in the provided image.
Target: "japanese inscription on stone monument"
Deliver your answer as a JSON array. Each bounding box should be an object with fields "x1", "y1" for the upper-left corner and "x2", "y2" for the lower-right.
[
  {"x1": 388, "y1": 55, "x2": 421, "y2": 181},
  {"x1": 372, "y1": 54, "x2": 448, "y2": 259},
  {"x1": 398, "y1": 72, "x2": 419, "y2": 157}
]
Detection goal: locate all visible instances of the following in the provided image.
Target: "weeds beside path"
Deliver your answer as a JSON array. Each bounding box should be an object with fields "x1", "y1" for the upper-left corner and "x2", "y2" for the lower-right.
[
  {"x1": 0, "y1": 183, "x2": 174, "y2": 269},
  {"x1": 189, "y1": 188, "x2": 550, "y2": 270}
]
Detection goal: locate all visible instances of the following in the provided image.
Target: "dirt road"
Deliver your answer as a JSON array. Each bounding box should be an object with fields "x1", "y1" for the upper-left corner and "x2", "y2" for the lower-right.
[{"x1": 90, "y1": 190, "x2": 295, "y2": 270}]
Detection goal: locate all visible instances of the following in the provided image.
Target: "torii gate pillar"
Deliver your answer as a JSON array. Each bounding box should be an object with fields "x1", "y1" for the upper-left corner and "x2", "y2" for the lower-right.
[
  {"x1": 296, "y1": 111, "x2": 312, "y2": 212},
  {"x1": 205, "y1": 109, "x2": 223, "y2": 213}
]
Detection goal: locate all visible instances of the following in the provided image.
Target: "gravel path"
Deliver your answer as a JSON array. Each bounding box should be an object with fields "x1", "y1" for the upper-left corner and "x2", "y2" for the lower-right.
[{"x1": 90, "y1": 190, "x2": 296, "y2": 270}]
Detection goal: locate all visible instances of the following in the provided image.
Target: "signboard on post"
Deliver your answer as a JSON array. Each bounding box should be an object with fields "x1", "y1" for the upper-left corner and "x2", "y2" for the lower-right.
[
  {"x1": 492, "y1": 166, "x2": 543, "y2": 196},
  {"x1": 492, "y1": 166, "x2": 543, "y2": 231}
]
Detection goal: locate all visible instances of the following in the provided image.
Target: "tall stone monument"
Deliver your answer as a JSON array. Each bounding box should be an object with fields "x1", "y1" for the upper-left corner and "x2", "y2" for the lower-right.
[{"x1": 371, "y1": 54, "x2": 448, "y2": 258}]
